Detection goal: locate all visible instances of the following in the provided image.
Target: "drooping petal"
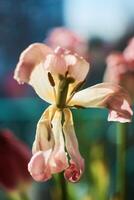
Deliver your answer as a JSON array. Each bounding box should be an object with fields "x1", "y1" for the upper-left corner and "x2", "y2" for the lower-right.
[
  {"x1": 29, "y1": 106, "x2": 57, "y2": 182},
  {"x1": 28, "y1": 151, "x2": 52, "y2": 182},
  {"x1": 32, "y1": 105, "x2": 56, "y2": 154},
  {"x1": 63, "y1": 108, "x2": 84, "y2": 182},
  {"x1": 69, "y1": 83, "x2": 133, "y2": 123},
  {"x1": 14, "y1": 43, "x2": 55, "y2": 103},
  {"x1": 49, "y1": 109, "x2": 68, "y2": 173}
]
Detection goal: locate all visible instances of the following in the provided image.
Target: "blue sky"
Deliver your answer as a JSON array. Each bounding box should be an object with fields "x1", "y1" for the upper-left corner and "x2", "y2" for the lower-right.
[{"x1": 64, "y1": 0, "x2": 134, "y2": 41}]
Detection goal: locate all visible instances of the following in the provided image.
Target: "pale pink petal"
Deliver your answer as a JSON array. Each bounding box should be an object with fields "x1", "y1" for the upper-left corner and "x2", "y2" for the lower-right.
[
  {"x1": 54, "y1": 46, "x2": 70, "y2": 55},
  {"x1": 69, "y1": 83, "x2": 133, "y2": 123},
  {"x1": 44, "y1": 49, "x2": 67, "y2": 75},
  {"x1": 65, "y1": 54, "x2": 90, "y2": 81},
  {"x1": 49, "y1": 110, "x2": 68, "y2": 173},
  {"x1": 14, "y1": 43, "x2": 55, "y2": 103},
  {"x1": 30, "y1": 106, "x2": 56, "y2": 182},
  {"x1": 63, "y1": 108, "x2": 84, "y2": 182},
  {"x1": 32, "y1": 106, "x2": 56, "y2": 154},
  {"x1": 28, "y1": 151, "x2": 52, "y2": 182},
  {"x1": 44, "y1": 45, "x2": 89, "y2": 82},
  {"x1": 14, "y1": 43, "x2": 53, "y2": 83}
]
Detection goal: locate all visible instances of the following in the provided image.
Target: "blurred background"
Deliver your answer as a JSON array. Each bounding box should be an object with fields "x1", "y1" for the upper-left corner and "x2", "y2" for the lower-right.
[{"x1": 0, "y1": 0, "x2": 134, "y2": 199}]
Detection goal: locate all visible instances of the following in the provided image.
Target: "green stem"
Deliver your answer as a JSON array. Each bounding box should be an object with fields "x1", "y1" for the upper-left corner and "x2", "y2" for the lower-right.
[
  {"x1": 56, "y1": 78, "x2": 69, "y2": 108},
  {"x1": 20, "y1": 192, "x2": 30, "y2": 200},
  {"x1": 116, "y1": 123, "x2": 128, "y2": 200},
  {"x1": 59, "y1": 173, "x2": 68, "y2": 200}
]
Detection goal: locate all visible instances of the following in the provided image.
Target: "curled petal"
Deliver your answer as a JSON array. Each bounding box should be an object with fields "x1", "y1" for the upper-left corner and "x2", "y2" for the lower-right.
[
  {"x1": 64, "y1": 161, "x2": 83, "y2": 183},
  {"x1": 63, "y1": 108, "x2": 84, "y2": 182},
  {"x1": 28, "y1": 151, "x2": 52, "y2": 182},
  {"x1": 14, "y1": 43, "x2": 52, "y2": 83},
  {"x1": 69, "y1": 83, "x2": 133, "y2": 123},
  {"x1": 49, "y1": 110, "x2": 68, "y2": 173},
  {"x1": 14, "y1": 43, "x2": 55, "y2": 103}
]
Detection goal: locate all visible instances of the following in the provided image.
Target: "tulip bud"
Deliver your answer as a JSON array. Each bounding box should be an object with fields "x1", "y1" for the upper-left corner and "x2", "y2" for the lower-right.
[{"x1": 0, "y1": 129, "x2": 31, "y2": 192}]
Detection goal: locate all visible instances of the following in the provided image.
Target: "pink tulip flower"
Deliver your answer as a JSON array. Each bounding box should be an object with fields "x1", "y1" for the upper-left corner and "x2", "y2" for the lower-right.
[
  {"x1": 14, "y1": 43, "x2": 133, "y2": 183},
  {"x1": 104, "y1": 38, "x2": 134, "y2": 101}
]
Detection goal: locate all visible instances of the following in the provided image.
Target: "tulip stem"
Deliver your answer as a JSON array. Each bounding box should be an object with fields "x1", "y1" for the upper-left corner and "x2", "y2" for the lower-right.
[
  {"x1": 20, "y1": 192, "x2": 30, "y2": 200},
  {"x1": 116, "y1": 123, "x2": 128, "y2": 200},
  {"x1": 59, "y1": 173, "x2": 68, "y2": 200},
  {"x1": 56, "y1": 75, "x2": 74, "y2": 109}
]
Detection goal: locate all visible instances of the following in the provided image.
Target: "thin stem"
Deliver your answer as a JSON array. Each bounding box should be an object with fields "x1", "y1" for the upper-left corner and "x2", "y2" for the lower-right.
[
  {"x1": 116, "y1": 123, "x2": 128, "y2": 200},
  {"x1": 59, "y1": 173, "x2": 68, "y2": 200},
  {"x1": 20, "y1": 192, "x2": 30, "y2": 200}
]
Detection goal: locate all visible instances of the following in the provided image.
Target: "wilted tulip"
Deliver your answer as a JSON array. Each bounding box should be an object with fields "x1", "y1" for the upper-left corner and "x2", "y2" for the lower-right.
[
  {"x1": 104, "y1": 38, "x2": 134, "y2": 101},
  {"x1": 123, "y1": 37, "x2": 134, "y2": 65},
  {"x1": 14, "y1": 43, "x2": 133, "y2": 183},
  {"x1": 46, "y1": 27, "x2": 89, "y2": 60},
  {"x1": 0, "y1": 129, "x2": 31, "y2": 191}
]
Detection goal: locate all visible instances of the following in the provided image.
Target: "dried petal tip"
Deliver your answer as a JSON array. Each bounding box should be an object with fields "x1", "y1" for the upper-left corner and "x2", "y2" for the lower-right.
[{"x1": 64, "y1": 162, "x2": 83, "y2": 183}]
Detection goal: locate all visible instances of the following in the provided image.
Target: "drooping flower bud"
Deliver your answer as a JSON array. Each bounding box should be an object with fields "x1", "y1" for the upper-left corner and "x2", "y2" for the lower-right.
[{"x1": 0, "y1": 129, "x2": 31, "y2": 191}]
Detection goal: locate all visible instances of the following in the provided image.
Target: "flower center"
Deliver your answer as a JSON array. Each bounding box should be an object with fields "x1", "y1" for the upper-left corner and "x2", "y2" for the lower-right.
[{"x1": 56, "y1": 73, "x2": 74, "y2": 109}]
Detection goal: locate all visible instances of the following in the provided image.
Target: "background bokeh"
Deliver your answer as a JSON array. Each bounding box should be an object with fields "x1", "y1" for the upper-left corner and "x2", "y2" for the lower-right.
[{"x1": 0, "y1": 0, "x2": 134, "y2": 199}]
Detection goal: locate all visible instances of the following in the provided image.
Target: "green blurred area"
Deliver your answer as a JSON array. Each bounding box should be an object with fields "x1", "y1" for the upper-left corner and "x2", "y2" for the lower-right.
[{"x1": 0, "y1": 98, "x2": 134, "y2": 200}]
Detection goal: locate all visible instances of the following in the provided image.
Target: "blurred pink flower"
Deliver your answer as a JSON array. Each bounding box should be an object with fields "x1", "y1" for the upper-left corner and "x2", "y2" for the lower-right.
[
  {"x1": 104, "y1": 38, "x2": 134, "y2": 101},
  {"x1": 123, "y1": 37, "x2": 134, "y2": 66},
  {"x1": 46, "y1": 27, "x2": 89, "y2": 60},
  {"x1": 0, "y1": 129, "x2": 31, "y2": 191},
  {"x1": 14, "y1": 43, "x2": 133, "y2": 183}
]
